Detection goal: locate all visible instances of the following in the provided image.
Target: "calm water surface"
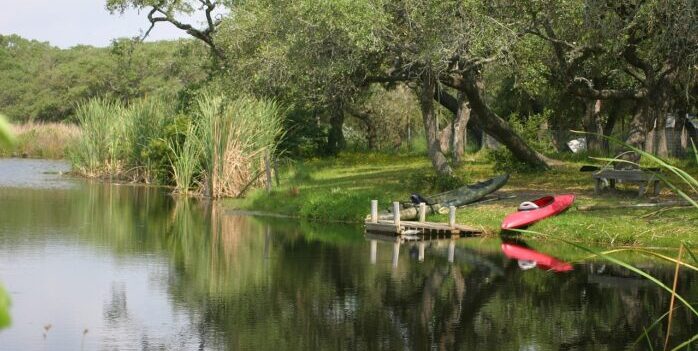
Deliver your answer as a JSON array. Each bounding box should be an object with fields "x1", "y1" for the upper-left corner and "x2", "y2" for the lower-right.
[{"x1": 0, "y1": 159, "x2": 695, "y2": 350}]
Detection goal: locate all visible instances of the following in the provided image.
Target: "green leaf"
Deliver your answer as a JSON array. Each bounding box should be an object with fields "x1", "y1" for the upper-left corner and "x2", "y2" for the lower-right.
[
  {"x1": 0, "y1": 284, "x2": 10, "y2": 329},
  {"x1": 0, "y1": 114, "x2": 16, "y2": 147}
]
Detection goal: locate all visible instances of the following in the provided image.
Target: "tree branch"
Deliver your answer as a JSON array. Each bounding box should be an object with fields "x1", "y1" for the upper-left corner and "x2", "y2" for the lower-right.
[{"x1": 141, "y1": 2, "x2": 225, "y2": 59}]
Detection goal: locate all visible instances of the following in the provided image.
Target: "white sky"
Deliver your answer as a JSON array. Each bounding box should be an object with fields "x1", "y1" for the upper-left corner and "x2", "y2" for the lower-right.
[{"x1": 0, "y1": 0, "x2": 197, "y2": 48}]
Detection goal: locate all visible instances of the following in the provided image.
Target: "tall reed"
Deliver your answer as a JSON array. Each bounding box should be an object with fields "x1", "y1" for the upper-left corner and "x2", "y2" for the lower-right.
[
  {"x1": 69, "y1": 98, "x2": 126, "y2": 177},
  {"x1": 169, "y1": 122, "x2": 201, "y2": 194},
  {"x1": 70, "y1": 94, "x2": 283, "y2": 197},
  {"x1": 195, "y1": 94, "x2": 283, "y2": 198}
]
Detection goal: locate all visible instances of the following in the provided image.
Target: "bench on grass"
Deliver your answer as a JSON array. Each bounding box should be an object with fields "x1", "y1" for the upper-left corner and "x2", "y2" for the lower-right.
[{"x1": 592, "y1": 168, "x2": 662, "y2": 196}]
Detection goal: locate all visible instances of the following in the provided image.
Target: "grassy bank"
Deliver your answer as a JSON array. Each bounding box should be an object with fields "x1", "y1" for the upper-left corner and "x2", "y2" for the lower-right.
[
  {"x1": 0, "y1": 122, "x2": 80, "y2": 159},
  {"x1": 227, "y1": 152, "x2": 698, "y2": 247}
]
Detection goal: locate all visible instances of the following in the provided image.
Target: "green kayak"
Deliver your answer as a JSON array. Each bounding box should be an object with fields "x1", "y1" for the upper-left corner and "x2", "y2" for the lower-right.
[{"x1": 376, "y1": 174, "x2": 509, "y2": 221}]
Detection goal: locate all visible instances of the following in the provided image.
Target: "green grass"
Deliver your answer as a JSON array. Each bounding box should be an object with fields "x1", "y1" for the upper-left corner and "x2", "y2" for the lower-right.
[
  {"x1": 0, "y1": 122, "x2": 80, "y2": 159},
  {"x1": 226, "y1": 151, "x2": 698, "y2": 247}
]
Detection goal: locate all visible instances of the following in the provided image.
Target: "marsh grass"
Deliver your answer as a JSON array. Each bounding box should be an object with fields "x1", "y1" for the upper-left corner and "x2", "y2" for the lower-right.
[
  {"x1": 69, "y1": 95, "x2": 283, "y2": 197},
  {"x1": 69, "y1": 99, "x2": 126, "y2": 177},
  {"x1": 169, "y1": 122, "x2": 201, "y2": 194},
  {"x1": 0, "y1": 122, "x2": 80, "y2": 159},
  {"x1": 195, "y1": 94, "x2": 283, "y2": 198}
]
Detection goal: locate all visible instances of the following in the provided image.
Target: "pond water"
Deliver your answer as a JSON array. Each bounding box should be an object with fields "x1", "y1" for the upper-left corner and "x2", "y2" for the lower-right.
[{"x1": 0, "y1": 158, "x2": 695, "y2": 350}]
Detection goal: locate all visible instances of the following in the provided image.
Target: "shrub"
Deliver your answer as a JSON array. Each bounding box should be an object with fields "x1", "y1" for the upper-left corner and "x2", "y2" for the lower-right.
[{"x1": 485, "y1": 148, "x2": 540, "y2": 174}]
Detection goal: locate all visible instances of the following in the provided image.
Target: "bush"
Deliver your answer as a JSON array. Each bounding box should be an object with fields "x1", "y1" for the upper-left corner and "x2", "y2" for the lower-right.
[
  {"x1": 507, "y1": 109, "x2": 556, "y2": 154},
  {"x1": 486, "y1": 148, "x2": 540, "y2": 174}
]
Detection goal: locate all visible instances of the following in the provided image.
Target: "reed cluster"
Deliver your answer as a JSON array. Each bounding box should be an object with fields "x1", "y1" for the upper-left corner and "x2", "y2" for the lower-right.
[
  {"x1": 69, "y1": 94, "x2": 283, "y2": 197},
  {"x1": 0, "y1": 121, "x2": 80, "y2": 159}
]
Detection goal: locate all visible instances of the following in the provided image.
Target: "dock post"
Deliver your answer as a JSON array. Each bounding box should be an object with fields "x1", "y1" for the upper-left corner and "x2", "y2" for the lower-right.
[
  {"x1": 448, "y1": 240, "x2": 455, "y2": 263},
  {"x1": 448, "y1": 206, "x2": 456, "y2": 227},
  {"x1": 393, "y1": 202, "x2": 401, "y2": 228},
  {"x1": 370, "y1": 240, "x2": 377, "y2": 264},
  {"x1": 418, "y1": 202, "x2": 426, "y2": 222},
  {"x1": 392, "y1": 241, "x2": 400, "y2": 269},
  {"x1": 418, "y1": 241, "x2": 425, "y2": 262},
  {"x1": 370, "y1": 200, "x2": 378, "y2": 223}
]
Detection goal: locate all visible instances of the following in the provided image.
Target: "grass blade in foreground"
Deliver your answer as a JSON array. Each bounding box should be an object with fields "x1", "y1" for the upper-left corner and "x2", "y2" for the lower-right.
[{"x1": 514, "y1": 229, "x2": 697, "y2": 316}]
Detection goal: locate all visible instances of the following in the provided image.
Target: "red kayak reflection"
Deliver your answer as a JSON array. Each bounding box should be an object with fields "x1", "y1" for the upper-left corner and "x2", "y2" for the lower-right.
[{"x1": 501, "y1": 241, "x2": 573, "y2": 272}]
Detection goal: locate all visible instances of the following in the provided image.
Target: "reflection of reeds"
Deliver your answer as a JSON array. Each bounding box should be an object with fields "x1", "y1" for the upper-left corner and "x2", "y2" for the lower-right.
[{"x1": 208, "y1": 205, "x2": 269, "y2": 293}]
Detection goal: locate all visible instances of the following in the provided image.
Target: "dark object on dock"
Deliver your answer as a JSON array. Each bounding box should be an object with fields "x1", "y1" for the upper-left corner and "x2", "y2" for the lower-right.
[
  {"x1": 378, "y1": 174, "x2": 509, "y2": 221},
  {"x1": 410, "y1": 193, "x2": 431, "y2": 205},
  {"x1": 592, "y1": 169, "x2": 662, "y2": 196}
]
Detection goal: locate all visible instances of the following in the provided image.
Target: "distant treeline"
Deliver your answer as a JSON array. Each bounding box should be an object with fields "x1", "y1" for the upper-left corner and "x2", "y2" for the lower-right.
[{"x1": 0, "y1": 34, "x2": 208, "y2": 122}]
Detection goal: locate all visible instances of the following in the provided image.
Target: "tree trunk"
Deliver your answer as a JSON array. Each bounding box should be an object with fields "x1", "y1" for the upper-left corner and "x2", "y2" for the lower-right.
[
  {"x1": 419, "y1": 74, "x2": 452, "y2": 176},
  {"x1": 452, "y1": 93, "x2": 469, "y2": 164},
  {"x1": 620, "y1": 103, "x2": 648, "y2": 167},
  {"x1": 439, "y1": 122, "x2": 452, "y2": 154},
  {"x1": 601, "y1": 105, "x2": 620, "y2": 154},
  {"x1": 582, "y1": 99, "x2": 604, "y2": 153},
  {"x1": 459, "y1": 70, "x2": 549, "y2": 169},
  {"x1": 327, "y1": 102, "x2": 345, "y2": 155}
]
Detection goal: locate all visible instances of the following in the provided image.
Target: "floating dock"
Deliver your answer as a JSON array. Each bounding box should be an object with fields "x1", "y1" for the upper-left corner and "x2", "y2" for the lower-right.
[{"x1": 364, "y1": 200, "x2": 482, "y2": 237}]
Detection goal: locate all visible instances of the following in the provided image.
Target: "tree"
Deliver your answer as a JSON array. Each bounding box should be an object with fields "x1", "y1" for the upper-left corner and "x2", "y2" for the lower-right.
[
  {"x1": 106, "y1": 0, "x2": 227, "y2": 59},
  {"x1": 215, "y1": 0, "x2": 386, "y2": 155},
  {"x1": 367, "y1": 0, "x2": 551, "y2": 172},
  {"x1": 519, "y1": 0, "x2": 698, "y2": 158}
]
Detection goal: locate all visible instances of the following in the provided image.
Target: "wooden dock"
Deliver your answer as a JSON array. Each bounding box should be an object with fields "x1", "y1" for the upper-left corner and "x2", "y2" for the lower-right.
[{"x1": 364, "y1": 200, "x2": 482, "y2": 237}]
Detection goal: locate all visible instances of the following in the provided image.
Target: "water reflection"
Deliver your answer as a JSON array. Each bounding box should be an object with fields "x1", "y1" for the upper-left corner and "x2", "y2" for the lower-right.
[
  {"x1": 0, "y1": 161, "x2": 696, "y2": 350},
  {"x1": 500, "y1": 237, "x2": 574, "y2": 272}
]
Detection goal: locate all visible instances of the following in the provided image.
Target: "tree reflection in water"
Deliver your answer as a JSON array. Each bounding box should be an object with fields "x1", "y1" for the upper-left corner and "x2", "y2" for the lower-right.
[{"x1": 1, "y1": 183, "x2": 695, "y2": 350}]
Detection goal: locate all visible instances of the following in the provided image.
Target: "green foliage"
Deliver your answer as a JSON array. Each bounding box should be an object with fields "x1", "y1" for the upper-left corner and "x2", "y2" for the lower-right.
[
  {"x1": 278, "y1": 108, "x2": 327, "y2": 158},
  {"x1": 0, "y1": 284, "x2": 9, "y2": 330},
  {"x1": 0, "y1": 34, "x2": 207, "y2": 122},
  {"x1": 507, "y1": 110, "x2": 555, "y2": 154},
  {"x1": 486, "y1": 148, "x2": 539, "y2": 174},
  {"x1": 403, "y1": 170, "x2": 467, "y2": 193}
]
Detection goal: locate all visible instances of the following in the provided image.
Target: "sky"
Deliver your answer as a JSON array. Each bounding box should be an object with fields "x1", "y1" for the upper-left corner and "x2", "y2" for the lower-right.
[{"x1": 0, "y1": 0, "x2": 196, "y2": 48}]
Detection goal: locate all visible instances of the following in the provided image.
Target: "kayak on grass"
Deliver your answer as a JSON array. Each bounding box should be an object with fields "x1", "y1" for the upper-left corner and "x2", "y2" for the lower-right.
[
  {"x1": 376, "y1": 174, "x2": 510, "y2": 221},
  {"x1": 501, "y1": 242, "x2": 573, "y2": 272},
  {"x1": 500, "y1": 194, "x2": 575, "y2": 230}
]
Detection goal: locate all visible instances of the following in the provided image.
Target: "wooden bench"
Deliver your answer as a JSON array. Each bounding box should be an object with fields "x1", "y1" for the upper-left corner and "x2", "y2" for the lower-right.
[{"x1": 592, "y1": 169, "x2": 661, "y2": 196}]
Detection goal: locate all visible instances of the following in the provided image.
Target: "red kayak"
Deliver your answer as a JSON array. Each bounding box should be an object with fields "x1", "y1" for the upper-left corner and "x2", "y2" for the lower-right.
[
  {"x1": 501, "y1": 243, "x2": 573, "y2": 272},
  {"x1": 501, "y1": 194, "x2": 575, "y2": 230}
]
